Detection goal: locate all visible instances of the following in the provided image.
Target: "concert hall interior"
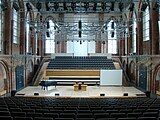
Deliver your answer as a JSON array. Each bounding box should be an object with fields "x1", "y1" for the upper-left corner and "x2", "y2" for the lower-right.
[{"x1": 0, "y1": 0, "x2": 160, "y2": 120}]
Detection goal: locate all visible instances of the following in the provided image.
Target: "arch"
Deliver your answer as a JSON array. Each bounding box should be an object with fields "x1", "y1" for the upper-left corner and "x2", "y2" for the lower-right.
[
  {"x1": 153, "y1": 64, "x2": 160, "y2": 94},
  {"x1": 122, "y1": 60, "x2": 126, "y2": 71},
  {"x1": 44, "y1": 16, "x2": 56, "y2": 23},
  {"x1": 0, "y1": 60, "x2": 10, "y2": 93},
  {"x1": 129, "y1": 61, "x2": 136, "y2": 83},
  {"x1": 139, "y1": 64, "x2": 147, "y2": 90},
  {"x1": 26, "y1": 60, "x2": 34, "y2": 84}
]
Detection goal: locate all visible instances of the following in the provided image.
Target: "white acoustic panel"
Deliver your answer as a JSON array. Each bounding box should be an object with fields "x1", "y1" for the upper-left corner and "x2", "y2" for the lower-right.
[{"x1": 100, "y1": 70, "x2": 122, "y2": 86}]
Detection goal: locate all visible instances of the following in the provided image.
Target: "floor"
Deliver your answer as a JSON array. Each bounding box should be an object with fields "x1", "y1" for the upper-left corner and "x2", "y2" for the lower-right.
[{"x1": 16, "y1": 85, "x2": 145, "y2": 98}]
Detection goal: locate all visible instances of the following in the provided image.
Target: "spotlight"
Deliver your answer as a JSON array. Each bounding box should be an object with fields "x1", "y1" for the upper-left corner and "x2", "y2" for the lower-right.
[
  {"x1": 111, "y1": 32, "x2": 114, "y2": 38},
  {"x1": 36, "y1": 2, "x2": 42, "y2": 12},
  {"x1": 78, "y1": 20, "x2": 82, "y2": 29},
  {"x1": 47, "y1": 21, "x2": 50, "y2": 29},
  {"x1": 26, "y1": 2, "x2": 32, "y2": 11},
  {"x1": 110, "y1": 2, "x2": 114, "y2": 11},
  {"x1": 1, "y1": 3, "x2": 7, "y2": 11},
  {"x1": 128, "y1": 3, "x2": 134, "y2": 11},
  {"x1": 84, "y1": 2, "x2": 89, "y2": 11},
  {"x1": 63, "y1": 2, "x2": 67, "y2": 11},
  {"x1": 80, "y1": 41, "x2": 82, "y2": 44},
  {"x1": 119, "y1": 2, "x2": 123, "y2": 12},
  {"x1": 79, "y1": 31, "x2": 82, "y2": 38},
  {"x1": 101, "y1": 2, "x2": 105, "y2": 11},
  {"x1": 45, "y1": 2, "x2": 50, "y2": 11},
  {"x1": 93, "y1": 2, "x2": 97, "y2": 11},
  {"x1": 13, "y1": 2, "x2": 19, "y2": 11},
  {"x1": 71, "y1": 2, "x2": 76, "y2": 11},
  {"x1": 54, "y1": 2, "x2": 59, "y2": 11}
]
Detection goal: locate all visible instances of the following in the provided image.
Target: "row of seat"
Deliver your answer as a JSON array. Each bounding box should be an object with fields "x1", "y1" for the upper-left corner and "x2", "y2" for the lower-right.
[
  {"x1": 0, "y1": 97, "x2": 160, "y2": 120},
  {"x1": 47, "y1": 56, "x2": 115, "y2": 70}
]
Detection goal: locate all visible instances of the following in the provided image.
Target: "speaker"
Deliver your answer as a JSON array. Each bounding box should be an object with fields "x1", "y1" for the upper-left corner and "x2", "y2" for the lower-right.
[
  {"x1": 55, "y1": 93, "x2": 59, "y2": 96},
  {"x1": 123, "y1": 93, "x2": 128, "y2": 96},
  {"x1": 79, "y1": 31, "x2": 82, "y2": 38},
  {"x1": 100, "y1": 93, "x2": 105, "y2": 96},
  {"x1": 46, "y1": 31, "x2": 50, "y2": 37},
  {"x1": 111, "y1": 32, "x2": 114, "y2": 38},
  {"x1": 111, "y1": 22, "x2": 114, "y2": 29},
  {"x1": 11, "y1": 90, "x2": 17, "y2": 97},
  {"x1": 78, "y1": 20, "x2": 82, "y2": 29},
  {"x1": 145, "y1": 91, "x2": 150, "y2": 98},
  {"x1": 47, "y1": 21, "x2": 50, "y2": 29},
  {"x1": 34, "y1": 93, "x2": 39, "y2": 96}
]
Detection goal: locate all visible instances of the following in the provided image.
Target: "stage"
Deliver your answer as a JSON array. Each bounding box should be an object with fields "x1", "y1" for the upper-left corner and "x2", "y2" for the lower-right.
[{"x1": 16, "y1": 85, "x2": 146, "y2": 98}]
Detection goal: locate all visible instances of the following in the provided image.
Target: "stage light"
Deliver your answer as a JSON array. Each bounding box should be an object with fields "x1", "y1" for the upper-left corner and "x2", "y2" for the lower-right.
[
  {"x1": 46, "y1": 31, "x2": 50, "y2": 37},
  {"x1": 101, "y1": 2, "x2": 105, "y2": 11},
  {"x1": 79, "y1": 31, "x2": 82, "y2": 38},
  {"x1": 123, "y1": 93, "x2": 128, "y2": 96},
  {"x1": 111, "y1": 32, "x2": 114, "y2": 38},
  {"x1": 26, "y1": 2, "x2": 32, "y2": 11},
  {"x1": 1, "y1": 2, "x2": 7, "y2": 11},
  {"x1": 63, "y1": 2, "x2": 67, "y2": 11},
  {"x1": 92, "y1": 2, "x2": 97, "y2": 11},
  {"x1": 13, "y1": 2, "x2": 19, "y2": 11},
  {"x1": 36, "y1": 2, "x2": 42, "y2": 12},
  {"x1": 153, "y1": 2, "x2": 158, "y2": 11},
  {"x1": 141, "y1": 2, "x2": 147, "y2": 11},
  {"x1": 47, "y1": 21, "x2": 50, "y2": 29},
  {"x1": 128, "y1": 3, "x2": 134, "y2": 11},
  {"x1": 84, "y1": 2, "x2": 89, "y2": 11},
  {"x1": 110, "y1": 2, "x2": 114, "y2": 11},
  {"x1": 45, "y1": 2, "x2": 50, "y2": 11},
  {"x1": 71, "y1": 2, "x2": 76, "y2": 11},
  {"x1": 111, "y1": 22, "x2": 114, "y2": 29},
  {"x1": 54, "y1": 2, "x2": 59, "y2": 11},
  {"x1": 78, "y1": 20, "x2": 82, "y2": 29},
  {"x1": 118, "y1": 2, "x2": 123, "y2": 12}
]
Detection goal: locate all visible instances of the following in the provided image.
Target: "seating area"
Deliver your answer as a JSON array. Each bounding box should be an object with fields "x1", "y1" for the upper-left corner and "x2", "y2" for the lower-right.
[
  {"x1": 0, "y1": 97, "x2": 160, "y2": 120},
  {"x1": 47, "y1": 56, "x2": 115, "y2": 70}
]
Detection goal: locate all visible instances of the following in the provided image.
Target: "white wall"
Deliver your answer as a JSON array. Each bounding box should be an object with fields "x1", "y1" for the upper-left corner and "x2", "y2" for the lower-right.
[
  {"x1": 67, "y1": 41, "x2": 95, "y2": 56},
  {"x1": 100, "y1": 70, "x2": 122, "y2": 85}
]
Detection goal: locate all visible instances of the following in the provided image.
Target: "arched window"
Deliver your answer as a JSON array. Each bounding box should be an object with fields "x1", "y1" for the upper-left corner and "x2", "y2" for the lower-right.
[
  {"x1": 26, "y1": 14, "x2": 30, "y2": 53},
  {"x1": 132, "y1": 13, "x2": 137, "y2": 53},
  {"x1": 107, "y1": 20, "x2": 117, "y2": 54},
  {"x1": 45, "y1": 20, "x2": 55, "y2": 53},
  {"x1": 0, "y1": 0, "x2": 4, "y2": 51},
  {"x1": 12, "y1": 7, "x2": 20, "y2": 44},
  {"x1": 143, "y1": 6, "x2": 150, "y2": 41}
]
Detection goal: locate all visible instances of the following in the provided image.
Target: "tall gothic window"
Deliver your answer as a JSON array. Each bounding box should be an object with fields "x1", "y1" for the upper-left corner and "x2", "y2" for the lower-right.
[
  {"x1": 107, "y1": 20, "x2": 117, "y2": 54},
  {"x1": 143, "y1": 6, "x2": 150, "y2": 41},
  {"x1": 0, "y1": 0, "x2": 4, "y2": 51},
  {"x1": 132, "y1": 13, "x2": 137, "y2": 53},
  {"x1": 12, "y1": 8, "x2": 20, "y2": 44},
  {"x1": 45, "y1": 20, "x2": 55, "y2": 53}
]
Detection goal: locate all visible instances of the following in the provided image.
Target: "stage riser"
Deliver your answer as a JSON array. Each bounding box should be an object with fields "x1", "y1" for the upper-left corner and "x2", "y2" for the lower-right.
[{"x1": 45, "y1": 70, "x2": 100, "y2": 78}]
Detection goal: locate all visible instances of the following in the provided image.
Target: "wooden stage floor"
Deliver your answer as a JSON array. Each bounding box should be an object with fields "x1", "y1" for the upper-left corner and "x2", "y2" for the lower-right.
[{"x1": 16, "y1": 85, "x2": 145, "y2": 98}]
